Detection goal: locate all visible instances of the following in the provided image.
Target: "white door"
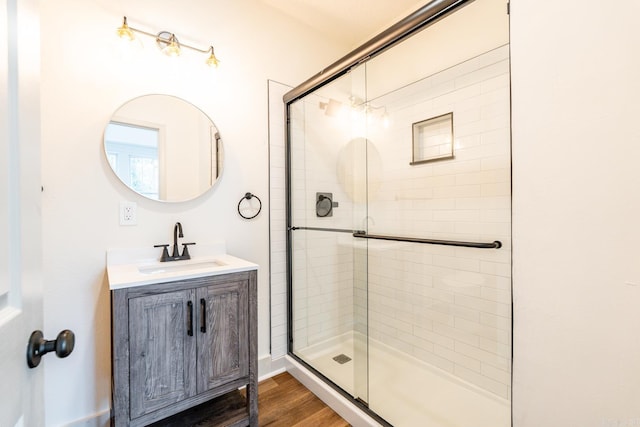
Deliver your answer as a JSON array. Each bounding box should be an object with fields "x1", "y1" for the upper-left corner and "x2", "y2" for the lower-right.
[{"x1": 0, "y1": 0, "x2": 44, "y2": 425}]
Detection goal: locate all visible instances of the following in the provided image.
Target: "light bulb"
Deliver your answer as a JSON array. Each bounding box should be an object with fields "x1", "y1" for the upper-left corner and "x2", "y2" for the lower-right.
[
  {"x1": 162, "y1": 34, "x2": 181, "y2": 57},
  {"x1": 116, "y1": 17, "x2": 135, "y2": 41},
  {"x1": 382, "y1": 112, "x2": 390, "y2": 129},
  {"x1": 205, "y1": 47, "x2": 219, "y2": 67}
]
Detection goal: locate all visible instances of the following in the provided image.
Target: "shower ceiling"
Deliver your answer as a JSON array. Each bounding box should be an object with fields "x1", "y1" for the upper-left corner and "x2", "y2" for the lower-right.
[{"x1": 257, "y1": 0, "x2": 429, "y2": 47}]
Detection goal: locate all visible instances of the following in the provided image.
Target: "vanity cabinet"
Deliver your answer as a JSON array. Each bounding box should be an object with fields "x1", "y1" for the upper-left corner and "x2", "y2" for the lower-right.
[{"x1": 111, "y1": 270, "x2": 257, "y2": 427}]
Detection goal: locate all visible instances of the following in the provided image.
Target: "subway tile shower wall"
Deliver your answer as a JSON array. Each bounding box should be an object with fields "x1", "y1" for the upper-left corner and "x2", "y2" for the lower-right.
[
  {"x1": 270, "y1": 45, "x2": 511, "y2": 398},
  {"x1": 364, "y1": 45, "x2": 511, "y2": 398}
]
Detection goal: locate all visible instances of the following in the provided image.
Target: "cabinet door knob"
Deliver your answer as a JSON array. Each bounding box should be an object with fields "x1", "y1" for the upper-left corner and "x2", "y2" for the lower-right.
[{"x1": 26, "y1": 329, "x2": 75, "y2": 368}]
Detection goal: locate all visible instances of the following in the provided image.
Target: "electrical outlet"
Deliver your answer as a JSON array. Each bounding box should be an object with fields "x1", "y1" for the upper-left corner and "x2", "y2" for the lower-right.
[{"x1": 119, "y1": 202, "x2": 137, "y2": 226}]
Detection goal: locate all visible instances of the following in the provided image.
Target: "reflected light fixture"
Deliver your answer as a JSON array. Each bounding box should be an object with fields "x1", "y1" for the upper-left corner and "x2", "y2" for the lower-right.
[
  {"x1": 319, "y1": 97, "x2": 389, "y2": 128},
  {"x1": 116, "y1": 16, "x2": 220, "y2": 67},
  {"x1": 381, "y1": 110, "x2": 390, "y2": 129},
  {"x1": 319, "y1": 98, "x2": 345, "y2": 117}
]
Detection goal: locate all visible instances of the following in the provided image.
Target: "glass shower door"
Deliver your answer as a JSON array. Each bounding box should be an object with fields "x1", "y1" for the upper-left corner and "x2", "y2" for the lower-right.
[
  {"x1": 288, "y1": 65, "x2": 369, "y2": 403},
  {"x1": 361, "y1": 1, "x2": 512, "y2": 424},
  {"x1": 287, "y1": 1, "x2": 511, "y2": 425}
]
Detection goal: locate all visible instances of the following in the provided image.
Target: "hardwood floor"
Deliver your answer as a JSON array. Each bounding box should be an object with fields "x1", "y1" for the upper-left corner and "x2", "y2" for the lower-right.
[
  {"x1": 150, "y1": 372, "x2": 351, "y2": 427},
  {"x1": 256, "y1": 372, "x2": 350, "y2": 427}
]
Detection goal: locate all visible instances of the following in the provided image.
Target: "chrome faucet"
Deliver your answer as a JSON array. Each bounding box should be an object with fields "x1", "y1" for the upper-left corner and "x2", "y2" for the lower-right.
[{"x1": 154, "y1": 222, "x2": 195, "y2": 262}]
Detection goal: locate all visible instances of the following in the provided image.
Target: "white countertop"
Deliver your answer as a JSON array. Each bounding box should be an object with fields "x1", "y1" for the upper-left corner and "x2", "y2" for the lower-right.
[{"x1": 106, "y1": 242, "x2": 258, "y2": 290}]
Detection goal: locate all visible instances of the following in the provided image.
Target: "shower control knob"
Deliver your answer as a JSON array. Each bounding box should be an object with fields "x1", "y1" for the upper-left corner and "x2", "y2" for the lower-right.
[{"x1": 26, "y1": 329, "x2": 75, "y2": 368}]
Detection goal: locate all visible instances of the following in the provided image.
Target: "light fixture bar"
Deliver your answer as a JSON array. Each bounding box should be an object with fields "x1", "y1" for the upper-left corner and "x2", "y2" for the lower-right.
[{"x1": 117, "y1": 16, "x2": 220, "y2": 66}]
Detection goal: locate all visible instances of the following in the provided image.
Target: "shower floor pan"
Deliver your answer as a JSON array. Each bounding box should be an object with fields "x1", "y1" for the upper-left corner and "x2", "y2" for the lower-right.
[{"x1": 296, "y1": 331, "x2": 510, "y2": 427}]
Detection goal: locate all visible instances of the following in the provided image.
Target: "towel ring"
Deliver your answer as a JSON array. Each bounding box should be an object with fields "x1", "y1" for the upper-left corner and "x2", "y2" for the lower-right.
[{"x1": 238, "y1": 192, "x2": 262, "y2": 219}]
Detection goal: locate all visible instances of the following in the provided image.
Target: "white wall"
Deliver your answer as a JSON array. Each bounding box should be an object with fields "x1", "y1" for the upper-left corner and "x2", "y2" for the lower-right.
[
  {"x1": 511, "y1": 1, "x2": 640, "y2": 426},
  {"x1": 39, "y1": 1, "x2": 347, "y2": 425}
]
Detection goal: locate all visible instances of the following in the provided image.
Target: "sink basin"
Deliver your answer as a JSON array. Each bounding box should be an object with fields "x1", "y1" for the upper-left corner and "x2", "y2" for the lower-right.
[{"x1": 138, "y1": 260, "x2": 227, "y2": 275}]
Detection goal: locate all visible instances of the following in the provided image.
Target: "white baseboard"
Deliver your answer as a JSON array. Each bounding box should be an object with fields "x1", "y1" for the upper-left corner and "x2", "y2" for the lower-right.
[
  {"x1": 258, "y1": 354, "x2": 287, "y2": 382},
  {"x1": 285, "y1": 355, "x2": 383, "y2": 427},
  {"x1": 62, "y1": 409, "x2": 110, "y2": 427}
]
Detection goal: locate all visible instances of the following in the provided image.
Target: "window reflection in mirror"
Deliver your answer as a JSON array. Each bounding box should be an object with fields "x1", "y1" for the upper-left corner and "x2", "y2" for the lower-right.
[
  {"x1": 103, "y1": 94, "x2": 223, "y2": 202},
  {"x1": 105, "y1": 122, "x2": 161, "y2": 199}
]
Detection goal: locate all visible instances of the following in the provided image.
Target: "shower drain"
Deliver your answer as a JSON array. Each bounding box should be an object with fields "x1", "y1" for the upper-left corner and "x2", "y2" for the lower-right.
[{"x1": 332, "y1": 354, "x2": 352, "y2": 364}]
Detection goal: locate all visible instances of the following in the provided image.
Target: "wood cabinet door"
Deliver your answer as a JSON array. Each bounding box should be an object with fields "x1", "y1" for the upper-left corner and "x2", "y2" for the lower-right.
[
  {"x1": 128, "y1": 289, "x2": 197, "y2": 419},
  {"x1": 196, "y1": 280, "x2": 249, "y2": 393}
]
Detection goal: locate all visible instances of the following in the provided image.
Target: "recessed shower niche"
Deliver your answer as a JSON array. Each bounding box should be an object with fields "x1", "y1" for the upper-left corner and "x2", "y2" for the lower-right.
[
  {"x1": 285, "y1": 0, "x2": 512, "y2": 425},
  {"x1": 411, "y1": 112, "x2": 454, "y2": 164}
]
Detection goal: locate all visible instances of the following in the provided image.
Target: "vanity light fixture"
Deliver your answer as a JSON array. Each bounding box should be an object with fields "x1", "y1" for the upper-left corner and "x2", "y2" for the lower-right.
[{"x1": 116, "y1": 16, "x2": 220, "y2": 67}]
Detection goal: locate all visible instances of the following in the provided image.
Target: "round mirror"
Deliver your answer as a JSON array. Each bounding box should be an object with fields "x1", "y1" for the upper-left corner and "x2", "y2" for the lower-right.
[{"x1": 103, "y1": 94, "x2": 223, "y2": 202}]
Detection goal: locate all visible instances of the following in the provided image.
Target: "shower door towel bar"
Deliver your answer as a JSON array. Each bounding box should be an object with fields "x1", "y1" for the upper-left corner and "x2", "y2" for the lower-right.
[
  {"x1": 352, "y1": 232, "x2": 502, "y2": 249},
  {"x1": 289, "y1": 227, "x2": 501, "y2": 249}
]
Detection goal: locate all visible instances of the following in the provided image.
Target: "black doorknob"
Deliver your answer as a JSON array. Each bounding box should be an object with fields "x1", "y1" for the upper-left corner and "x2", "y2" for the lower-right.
[{"x1": 26, "y1": 329, "x2": 75, "y2": 368}]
